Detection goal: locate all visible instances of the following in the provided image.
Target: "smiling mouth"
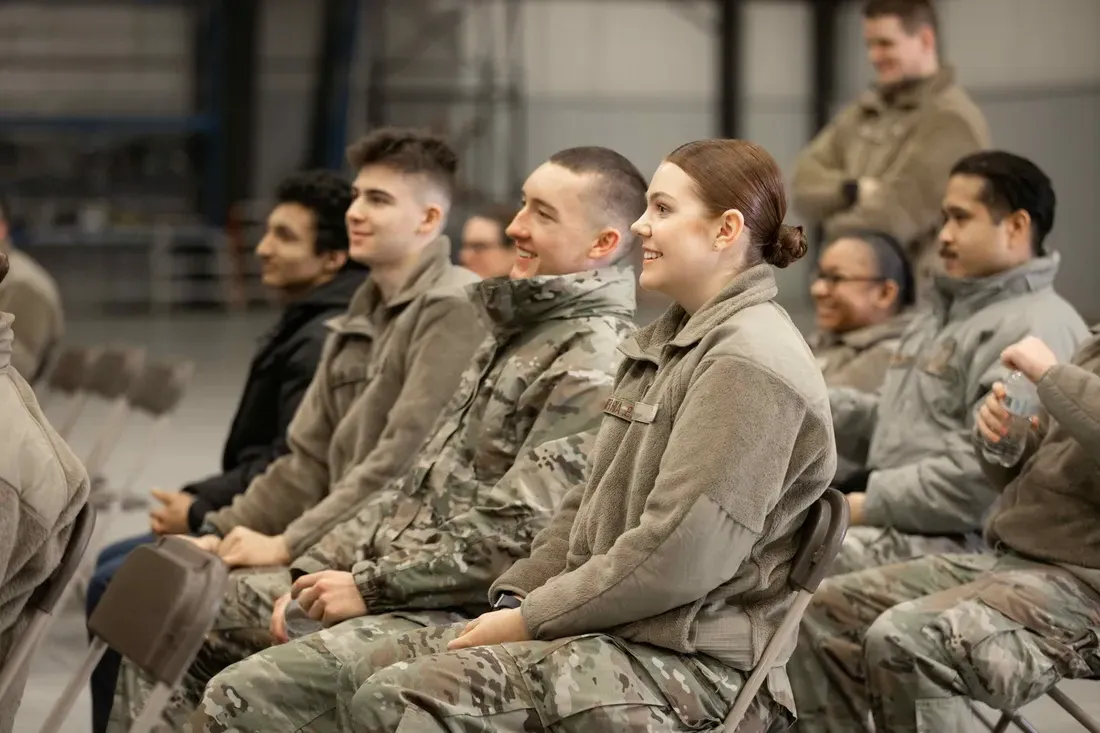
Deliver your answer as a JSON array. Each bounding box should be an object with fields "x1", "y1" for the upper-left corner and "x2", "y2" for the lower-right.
[
  {"x1": 516, "y1": 248, "x2": 536, "y2": 259},
  {"x1": 642, "y1": 251, "x2": 663, "y2": 261}
]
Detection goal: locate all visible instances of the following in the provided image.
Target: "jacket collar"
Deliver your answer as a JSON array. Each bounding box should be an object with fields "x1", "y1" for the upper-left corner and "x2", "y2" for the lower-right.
[
  {"x1": 929, "y1": 253, "x2": 1061, "y2": 322},
  {"x1": 0, "y1": 312, "x2": 13, "y2": 372},
  {"x1": 470, "y1": 266, "x2": 636, "y2": 336},
  {"x1": 621, "y1": 263, "x2": 778, "y2": 364},
  {"x1": 859, "y1": 66, "x2": 956, "y2": 113},
  {"x1": 328, "y1": 237, "x2": 453, "y2": 338},
  {"x1": 812, "y1": 312, "x2": 911, "y2": 352}
]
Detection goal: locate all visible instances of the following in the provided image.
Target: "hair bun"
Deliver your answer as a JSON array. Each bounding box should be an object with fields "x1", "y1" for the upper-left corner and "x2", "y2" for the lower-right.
[{"x1": 763, "y1": 224, "x2": 808, "y2": 268}]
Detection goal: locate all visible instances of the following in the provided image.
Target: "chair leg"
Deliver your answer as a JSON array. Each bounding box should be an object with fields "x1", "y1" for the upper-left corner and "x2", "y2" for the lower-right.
[{"x1": 1049, "y1": 687, "x2": 1100, "y2": 733}]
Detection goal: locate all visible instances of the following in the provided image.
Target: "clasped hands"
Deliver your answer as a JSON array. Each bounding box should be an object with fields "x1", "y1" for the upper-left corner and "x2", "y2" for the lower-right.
[{"x1": 178, "y1": 526, "x2": 290, "y2": 567}]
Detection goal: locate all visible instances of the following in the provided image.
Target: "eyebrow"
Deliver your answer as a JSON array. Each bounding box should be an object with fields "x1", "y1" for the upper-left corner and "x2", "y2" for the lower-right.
[
  {"x1": 524, "y1": 194, "x2": 559, "y2": 217},
  {"x1": 354, "y1": 186, "x2": 396, "y2": 202},
  {"x1": 647, "y1": 191, "x2": 675, "y2": 203}
]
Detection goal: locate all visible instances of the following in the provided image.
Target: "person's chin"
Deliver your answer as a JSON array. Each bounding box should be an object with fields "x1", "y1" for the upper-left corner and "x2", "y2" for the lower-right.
[
  {"x1": 510, "y1": 255, "x2": 538, "y2": 280},
  {"x1": 638, "y1": 266, "x2": 663, "y2": 292}
]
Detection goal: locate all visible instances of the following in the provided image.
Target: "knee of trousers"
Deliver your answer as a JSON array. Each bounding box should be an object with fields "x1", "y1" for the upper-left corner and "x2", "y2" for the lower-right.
[{"x1": 863, "y1": 605, "x2": 919, "y2": 670}]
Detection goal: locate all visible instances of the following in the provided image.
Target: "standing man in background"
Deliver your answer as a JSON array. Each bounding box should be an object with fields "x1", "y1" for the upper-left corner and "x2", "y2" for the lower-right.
[
  {"x1": 792, "y1": 0, "x2": 989, "y2": 297},
  {"x1": 0, "y1": 194, "x2": 64, "y2": 381}
]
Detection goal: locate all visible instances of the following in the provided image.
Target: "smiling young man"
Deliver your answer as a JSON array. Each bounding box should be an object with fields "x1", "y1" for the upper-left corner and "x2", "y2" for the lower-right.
[
  {"x1": 177, "y1": 146, "x2": 644, "y2": 733},
  {"x1": 84, "y1": 169, "x2": 364, "y2": 732},
  {"x1": 822, "y1": 150, "x2": 1087, "y2": 579},
  {"x1": 792, "y1": 0, "x2": 989, "y2": 297},
  {"x1": 106, "y1": 129, "x2": 486, "y2": 731}
]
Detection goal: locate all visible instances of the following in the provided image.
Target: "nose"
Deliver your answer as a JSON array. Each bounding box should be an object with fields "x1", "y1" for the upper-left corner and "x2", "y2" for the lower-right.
[
  {"x1": 505, "y1": 213, "x2": 526, "y2": 241},
  {"x1": 630, "y1": 216, "x2": 650, "y2": 238},
  {"x1": 938, "y1": 222, "x2": 954, "y2": 244},
  {"x1": 255, "y1": 234, "x2": 273, "y2": 257},
  {"x1": 809, "y1": 276, "x2": 829, "y2": 298},
  {"x1": 346, "y1": 197, "x2": 365, "y2": 224}
]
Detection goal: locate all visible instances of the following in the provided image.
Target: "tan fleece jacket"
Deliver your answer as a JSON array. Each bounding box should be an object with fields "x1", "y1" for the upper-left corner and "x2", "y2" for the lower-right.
[
  {"x1": 206, "y1": 238, "x2": 484, "y2": 556},
  {"x1": 492, "y1": 265, "x2": 836, "y2": 681}
]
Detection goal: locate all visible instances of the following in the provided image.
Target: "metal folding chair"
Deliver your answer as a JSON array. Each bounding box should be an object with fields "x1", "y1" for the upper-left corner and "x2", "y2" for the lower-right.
[
  {"x1": 115, "y1": 359, "x2": 197, "y2": 510},
  {"x1": 81, "y1": 346, "x2": 147, "y2": 504},
  {"x1": 40, "y1": 345, "x2": 101, "y2": 440},
  {"x1": 0, "y1": 503, "x2": 96, "y2": 708},
  {"x1": 723, "y1": 488, "x2": 850, "y2": 731},
  {"x1": 975, "y1": 684, "x2": 1100, "y2": 733},
  {"x1": 37, "y1": 536, "x2": 229, "y2": 733}
]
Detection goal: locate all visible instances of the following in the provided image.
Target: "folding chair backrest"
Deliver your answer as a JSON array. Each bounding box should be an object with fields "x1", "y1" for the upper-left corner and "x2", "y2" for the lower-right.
[
  {"x1": 84, "y1": 347, "x2": 146, "y2": 401},
  {"x1": 44, "y1": 346, "x2": 96, "y2": 396},
  {"x1": 39, "y1": 536, "x2": 228, "y2": 733},
  {"x1": 0, "y1": 502, "x2": 97, "y2": 704},
  {"x1": 126, "y1": 360, "x2": 196, "y2": 417},
  {"x1": 87, "y1": 536, "x2": 228, "y2": 686},
  {"x1": 723, "y1": 488, "x2": 850, "y2": 731}
]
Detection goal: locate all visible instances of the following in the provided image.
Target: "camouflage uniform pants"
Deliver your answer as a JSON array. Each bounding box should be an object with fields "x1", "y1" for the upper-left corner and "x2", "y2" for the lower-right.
[
  {"x1": 185, "y1": 610, "x2": 467, "y2": 732},
  {"x1": 828, "y1": 525, "x2": 979, "y2": 576},
  {"x1": 788, "y1": 551, "x2": 1100, "y2": 733},
  {"x1": 344, "y1": 626, "x2": 788, "y2": 732},
  {"x1": 189, "y1": 621, "x2": 788, "y2": 733},
  {"x1": 107, "y1": 567, "x2": 292, "y2": 733}
]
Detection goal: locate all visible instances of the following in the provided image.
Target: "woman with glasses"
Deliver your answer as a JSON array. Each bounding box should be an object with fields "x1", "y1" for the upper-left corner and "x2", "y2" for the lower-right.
[{"x1": 808, "y1": 230, "x2": 914, "y2": 392}]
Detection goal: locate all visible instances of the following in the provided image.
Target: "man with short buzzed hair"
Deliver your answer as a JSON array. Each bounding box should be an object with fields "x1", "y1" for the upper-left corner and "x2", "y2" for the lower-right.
[{"x1": 184, "y1": 146, "x2": 646, "y2": 733}]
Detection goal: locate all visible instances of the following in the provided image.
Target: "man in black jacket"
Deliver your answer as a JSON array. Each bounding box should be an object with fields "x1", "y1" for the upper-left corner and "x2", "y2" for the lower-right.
[{"x1": 85, "y1": 169, "x2": 364, "y2": 733}]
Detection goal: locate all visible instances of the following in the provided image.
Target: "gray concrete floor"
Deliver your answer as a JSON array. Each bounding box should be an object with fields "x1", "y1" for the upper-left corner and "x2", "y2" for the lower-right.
[{"x1": 11, "y1": 308, "x2": 1100, "y2": 732}]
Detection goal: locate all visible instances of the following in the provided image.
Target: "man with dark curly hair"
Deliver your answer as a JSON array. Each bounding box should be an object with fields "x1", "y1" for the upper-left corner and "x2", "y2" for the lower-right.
[{"x1": 83, "y1": 168, "x2": 367, "y2": 731}]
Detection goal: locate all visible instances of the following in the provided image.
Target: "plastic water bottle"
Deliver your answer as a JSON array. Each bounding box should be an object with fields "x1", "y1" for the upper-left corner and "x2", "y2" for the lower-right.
[
  {"x1": 283, "y1": 598, "x2": 324, "y2": 640},
  {"x1": 980, "y1": 370, "x2": 1039, "y2": 467}
]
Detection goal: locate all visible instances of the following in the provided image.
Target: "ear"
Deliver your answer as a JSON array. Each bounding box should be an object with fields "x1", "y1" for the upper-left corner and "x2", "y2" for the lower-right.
[
  {"x1": 918, "y1": 24, "x2": 936, "y2": 52},
  {"x1": 588, "y1": 227, "x2": 623, "y2": 261},
  {"x1": 419, "y1": 204, "x2": 444, "y2": 235},
  {"x1": 873, "y1": 279, "x2": 900, "y2": 310},
  {"x1": 1006, "y1": 209, "x2": 1032, "y2": 249},
  {"x1": 324, "y1": 250, "x2": 349, "y2": 274},
  {"x1": 712, "y1": 209, "x2": 745, "y2": 253}
]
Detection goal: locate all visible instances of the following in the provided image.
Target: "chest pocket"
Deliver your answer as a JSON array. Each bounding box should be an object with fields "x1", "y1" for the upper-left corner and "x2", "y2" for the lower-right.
[
  {"x1": 471, "y1": 355, "x2": 537, "y2": 483},
  {"x1": 849, "y1": 114, "x2": 917, "y2": 177},
  {"x1": 328, "y1": 336, "x2": 376, "y2": 417},
  {"x1": 914, "y1": 335, "x2": 968, "y2": 427}
]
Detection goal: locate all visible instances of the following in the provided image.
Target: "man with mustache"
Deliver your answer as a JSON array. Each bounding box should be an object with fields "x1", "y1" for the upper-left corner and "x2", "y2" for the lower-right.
[{"x1": 825, "y1": 150, "x2": 1087, "y2": 575}]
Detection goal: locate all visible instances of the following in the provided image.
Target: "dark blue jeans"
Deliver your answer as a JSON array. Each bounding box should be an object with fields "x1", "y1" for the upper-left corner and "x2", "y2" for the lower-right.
[{"x1": 87, "y1": 532, "x2": 157, "y2": 733}]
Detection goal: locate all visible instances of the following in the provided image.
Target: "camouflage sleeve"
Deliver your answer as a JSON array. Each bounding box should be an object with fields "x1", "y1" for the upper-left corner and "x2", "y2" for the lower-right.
[
  {"x1": 282, "y1": 295, "x2": 485, "y2": 557},
  {"x1": 491, "y1": 478, "x2": 584, "y2": 599},
  {"x1": 351, "y1": 432, "x2": 591, "y2": 613},
  {"x1": 349, "y1": 339, "x2": 621, "y2": 612},
  {"x1": 791, "y1": 110, "x2": 853, "y2": 223},
  {"x1": 823, "y1": 109, "x2": 986, "y2": 244}
]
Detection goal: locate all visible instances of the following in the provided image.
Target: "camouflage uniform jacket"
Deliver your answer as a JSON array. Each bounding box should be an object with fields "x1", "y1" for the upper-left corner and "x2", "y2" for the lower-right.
[
  {"x1": 205, "y1": 238, "x2": 484, "y2": 556},
  {"x1": 831, "y1": 254, "x2": 1088, "y2": 535},
  {"x1": 290, "y1": 267, "x2": 637, "y2": 615}
]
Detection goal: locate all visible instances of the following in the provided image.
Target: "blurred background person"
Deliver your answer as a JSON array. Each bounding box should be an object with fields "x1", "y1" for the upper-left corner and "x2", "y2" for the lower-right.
[
  {"x1": 809, "y1": 230, "x2": 914, "y2": 392},
  {"x1": 792, "y1": 0, "x2": 989, "y2": 298},
  {"x1": 458, "y1": 204, "x2": 518, "y2": 279},
  {"x1": 0, "y1": 193, "x2": 64, "y2": 382},
  {"x1": 0, "y1": 250, "x2": 89, "y2": 733}
]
